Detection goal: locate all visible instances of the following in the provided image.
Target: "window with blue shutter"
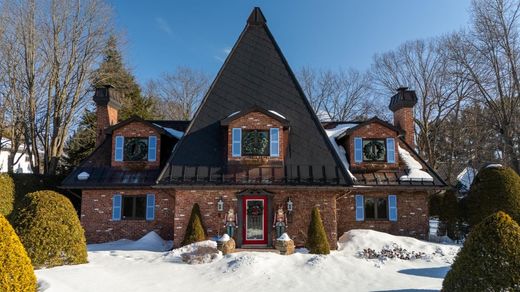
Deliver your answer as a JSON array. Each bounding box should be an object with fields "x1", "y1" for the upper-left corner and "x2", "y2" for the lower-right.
[
  {"x1": 232, "y1": 128, "x2": 242, "y2": 157},
  {"x1": 148, "y1": 136, "x2": 157, "y2": 161},
  {"x1": 354, "y1": 137, "x2": 363, "y2": 163},
  {"x1": 146, "y1": 194, "x2": 155, "y2": 221},
  {"x1": 115, "y1": 136, "x2": 124, "y2": 161},
  {"x1": 388, "y1": 195, "x2": 397, "y2": 221},
  {"x1": 355, "y1": 194, "x2": 364, "y2": 221},
  {"x1": 386, "y1": 138, "x2": 395, "y2": 163},
  {"x1": 270, "y1": 128, "x2": 280, "y2": 157},
  {"x1": 112, "y1": 194, "x2": 122, "y2": 221}
]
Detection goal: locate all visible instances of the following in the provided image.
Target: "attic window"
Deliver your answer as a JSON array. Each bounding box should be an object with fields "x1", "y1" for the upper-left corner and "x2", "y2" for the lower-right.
[
  {"x1": 362, "y1": 139, "x2": 386, "y2": 162},
  {"x1": 242, "y1": 130, "x2": 269, "y2": 156}
]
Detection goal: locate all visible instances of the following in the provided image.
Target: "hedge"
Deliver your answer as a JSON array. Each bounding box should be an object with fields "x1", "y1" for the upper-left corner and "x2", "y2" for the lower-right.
[{"x1": 0, "y1": 174, "x2": 15, "y2": 217}]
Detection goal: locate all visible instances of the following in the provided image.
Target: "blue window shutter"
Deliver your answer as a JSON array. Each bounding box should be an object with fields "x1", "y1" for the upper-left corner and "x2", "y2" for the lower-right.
[
  {"x1": 112, "y1": 194, "x2": 122, "y2": 221},
  {"x1": 387, "y1": 138, "x2": 395, "y2": 163},
  {"x1": 389, "y1": 195, "x2": 398, "y2": 221},
  {"x1": 115, "y1": 136, "x2": 124, "y2": 161},
  {"x1": 146, "y1": 194, "x2": 155, "y2": 221},
  {"x1": 355, "y1": 195, "x2": 364, "y2": 221},
  {"x1": 148, "y1": 136, "x2": 157, "y2": 161},
  {"x1": 232, "y1": 128, "x2": 242, "y2": 157},
  {"x1": 354, "y1": 137, "x2": 363, "y2": 163},
  {"x1": 270, "y1": 128, "x2": 280, "y2": 157}
]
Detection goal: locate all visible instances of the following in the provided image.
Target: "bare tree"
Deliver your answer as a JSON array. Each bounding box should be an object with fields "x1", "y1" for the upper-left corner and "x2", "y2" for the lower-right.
[
  {"x1": 145, "y1": 67, "x2": 208, "y2": 120},
  {"x1": 298, "y1": 67, "x2": 379, "y2": 121},
  {"x1": 1, "y1": 0, "x2": 112, "y2": 175},
  {"x1": 445, "y1": 0, "x2": 520, "y2": 173},
  {"x1": 371, "y1": 39, "x2": 470, "y2": 170}
]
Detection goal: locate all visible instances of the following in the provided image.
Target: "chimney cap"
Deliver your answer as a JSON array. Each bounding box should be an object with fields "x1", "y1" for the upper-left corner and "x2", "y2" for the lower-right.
[
  {"x1": 93, "y1": 85, "x2": 122, "y2": 110},
  {"x1": 389, "y1": 87, "x2": 417, "y2": 112}
]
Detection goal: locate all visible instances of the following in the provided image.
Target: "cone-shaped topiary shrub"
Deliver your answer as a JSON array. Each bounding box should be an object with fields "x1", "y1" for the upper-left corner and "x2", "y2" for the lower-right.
[
  {"x1": 306, "y1": 207, "x2": 330, "y2": 254},
  {"x1": 467, "y1": 166, "x2": 520, "y2": 226},
  {"x1": 0, "y1": 173, "x2": 15, "y2": 217},
  {"x1": 181, "y1": 203, "x2": 206, "y2": 246},
  {"x1": 0, "y1": 214, "x2": 37, "y2": 292},
  {"x1": 14, "y1": 190, "x2": 87, "y2": 268},
  {"x1": 442, "y1": 211, "x2": 520, "y2": 291},
  {"x1": 440, "y1": 190, "x2": 459, "y2": 240}
]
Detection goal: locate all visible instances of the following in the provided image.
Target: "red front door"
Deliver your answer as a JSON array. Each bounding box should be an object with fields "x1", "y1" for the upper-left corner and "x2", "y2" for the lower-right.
[{"x1": 242, "y1": 196, "x2": 268, "y2": 245}]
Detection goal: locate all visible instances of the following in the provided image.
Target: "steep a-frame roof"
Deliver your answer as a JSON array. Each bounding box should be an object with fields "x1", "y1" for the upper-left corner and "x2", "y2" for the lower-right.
[{"x1": 158, "y1": 7, "x2": 351, "y2": 185}]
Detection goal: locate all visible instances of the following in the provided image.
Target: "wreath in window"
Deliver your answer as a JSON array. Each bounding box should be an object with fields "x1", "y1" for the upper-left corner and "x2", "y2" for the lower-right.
[
  {"x1": 242, "y1": 130, "x2": 269, "y2": 156},
  {"x1": 363, "y1": 140, "x2": 386, "y2": 161},
  {"x1": 247, "y1": 203, "x2": 263, "y2": 216},
  {"x1": 124, "y1": 138, "x2": 148, "y2": 161}
]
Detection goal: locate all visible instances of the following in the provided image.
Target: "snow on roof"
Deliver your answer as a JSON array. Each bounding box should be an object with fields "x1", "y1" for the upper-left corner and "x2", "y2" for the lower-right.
[
  {"x1": 485, "y1": 163, "x2": 503, "y2": 169},
  {"x1": 325, "y1": 124, "x2": 357, "y2": 180},
  {"x1": 457, "y1": 167, "x2": 477, "y2": 191},
  {"x1": 153, "y1": 123, "x2": 184, "y2": 139},
  {"x1": 227, "y1": 111, "x2": 240, "y2": 118},
  {"x1": 398, "y1": 146, "x2": 433, "y2": 182},
  {"x1": 77, "y1": 172, "x2": 90, "y2": 181},
  {"x1": 268, "y1": 110, "x2": 286, "y2": 120}
]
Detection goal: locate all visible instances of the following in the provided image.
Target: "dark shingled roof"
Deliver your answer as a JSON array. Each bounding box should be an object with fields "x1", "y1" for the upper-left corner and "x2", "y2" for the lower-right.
[{"x1": 157, "y1": 7, "x2": 351, "y2": 185}]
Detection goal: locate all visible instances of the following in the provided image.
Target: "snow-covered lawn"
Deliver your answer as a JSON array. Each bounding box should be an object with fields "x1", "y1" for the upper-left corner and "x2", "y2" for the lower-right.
[{"x1": 36, "y1": 230, "x2": 459, "y2": 292}]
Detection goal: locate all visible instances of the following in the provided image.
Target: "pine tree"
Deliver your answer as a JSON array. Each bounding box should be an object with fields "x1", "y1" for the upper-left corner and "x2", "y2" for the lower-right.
[
  {"x1": 439, "y1": 189, "x2": 459, "y2": 240},
  {"x1": 442, "y1": 211, "x2": 520, "y2": 291},
  {"x1": 60, "y1": 109, "x2": 96, "y2": 174},
  {"x1": 92, "y1": 35, "x2": 155, "y2": 120},
  {"x1": 181, "y1": 203, "x2": 206, "y2": 246},
  {"x1": 306, "y1": 207, "x2": 330, "y2": 254}
]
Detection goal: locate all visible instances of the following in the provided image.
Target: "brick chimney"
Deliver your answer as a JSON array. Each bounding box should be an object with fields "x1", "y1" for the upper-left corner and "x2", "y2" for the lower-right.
[
  {"x1": 389, "y1": 87, "x2": 418, "y2": 148},
  {"x1": 93, "y1": 85, "x2": 122, "y2": 146}
]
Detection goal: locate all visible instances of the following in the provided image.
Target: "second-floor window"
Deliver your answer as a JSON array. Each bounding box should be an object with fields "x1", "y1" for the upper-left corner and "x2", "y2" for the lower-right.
[
  {"x1": 354, "y1": 137, "x2": 395, "y2": 163},
  {"x1": 115, "y1": 136, "x2": 157, "y2": 162},
  {"x1": 231, "y1": 128, "x2": 280, "y2": 157}
]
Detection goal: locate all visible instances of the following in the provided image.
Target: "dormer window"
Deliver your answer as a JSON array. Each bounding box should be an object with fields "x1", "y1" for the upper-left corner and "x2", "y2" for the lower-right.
[
  {"x1": 231, "y1": 127, "x2": 280, "y2": 158},
  {"x1": 114, "y1": 135, "x2": 157, "y2": 162},
  {"x1": 354, "y1": 137, "x2": 395, "y2": 163}
]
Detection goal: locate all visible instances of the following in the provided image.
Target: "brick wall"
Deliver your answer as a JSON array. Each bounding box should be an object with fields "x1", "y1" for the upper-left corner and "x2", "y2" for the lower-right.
[
  {"x1": 344, "y1": 122, "x2": 400, "y2": 171},
  {"x1": 81, "y1": 189, "x2": 174, "y2": 243},
  {"x1": 173, "y1": 188, "x2": 342, "y2": 249},
  {"x1": 337, "y1": 190, "x2": 429, "y2": 239},
  {"x1": 227, "y1": 111, "x2": 286, "y2": 165},
  {"x1": 111, "y1": 121, "x2": 162, "y2": 169},
  {"x1": 393, "y1": 107, "x2": 415, "y2": 147}
]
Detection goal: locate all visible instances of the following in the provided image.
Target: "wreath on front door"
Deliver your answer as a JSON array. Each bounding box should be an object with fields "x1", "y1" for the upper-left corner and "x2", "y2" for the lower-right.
[{"x1": 247, "y1": 204, "x2": 263, "y2": 216}]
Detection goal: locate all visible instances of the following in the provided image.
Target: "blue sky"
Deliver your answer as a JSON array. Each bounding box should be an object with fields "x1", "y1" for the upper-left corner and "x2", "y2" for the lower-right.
[{"x1": 108, "y1": 0, "x2": 472, "y2": 84}]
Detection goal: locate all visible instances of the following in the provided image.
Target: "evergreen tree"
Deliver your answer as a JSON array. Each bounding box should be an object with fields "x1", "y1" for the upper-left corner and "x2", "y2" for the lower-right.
[
  {"x1": 467, "y1": 166, "x2": 520, "y2": 226},
  {"x1": 60, "y1": 109, "x2": 96, "y2": 174},
  {"x1": 181, "y1": 203, "x2": 206, "y2": 246},
  {"x1": 442, "y1": 211, "x2": 520, "y2": 291},
  {"x1": 92, "y1": 35, "x2": 155, "y2": 120},
  {"x1": 439, "y1": 190, "x2": 459, "y2": 240},
  {"x1": 306, "y1": 207, "x2": 330, "y2": 254}
]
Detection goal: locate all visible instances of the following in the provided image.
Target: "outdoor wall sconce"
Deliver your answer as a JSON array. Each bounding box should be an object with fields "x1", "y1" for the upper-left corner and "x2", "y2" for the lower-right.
[
  {"x1": 217, "y1": 197, "x2": 224, "y2": 212},
  {"x1": 287, "y1": 197, "x2": 293, "y2": 213}
]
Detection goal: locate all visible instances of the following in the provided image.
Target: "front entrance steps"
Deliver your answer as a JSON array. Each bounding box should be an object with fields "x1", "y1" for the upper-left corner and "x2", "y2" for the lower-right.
[{"x1": 234, "y1": 248, "x2": 278, "y2": 253}]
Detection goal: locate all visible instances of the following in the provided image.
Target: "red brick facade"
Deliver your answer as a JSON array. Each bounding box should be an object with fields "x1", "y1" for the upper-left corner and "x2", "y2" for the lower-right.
[
  {"x1": 393, "y1": 107, "x2": 415, "y2": 147},
  {"x1": 80, "y1": 185, "x2": 431, "y2": 247},
  {"x1": 111, "y1": 122, "x2": 162, "y2": 169},
  {"x1": 96, "y1": 104, "x2": 119, "y2": 146}
]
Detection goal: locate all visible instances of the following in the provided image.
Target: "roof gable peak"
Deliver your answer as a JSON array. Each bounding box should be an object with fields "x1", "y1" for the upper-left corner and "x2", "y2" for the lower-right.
[{"x1": 247, "y1": 7, "x2": 266, "y2": 25}]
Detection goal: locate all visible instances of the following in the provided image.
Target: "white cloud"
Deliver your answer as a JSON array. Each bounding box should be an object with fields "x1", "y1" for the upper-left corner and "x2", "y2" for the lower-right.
[{"x1": 155, "y1": 17, "x2": 173, "y2": 36}]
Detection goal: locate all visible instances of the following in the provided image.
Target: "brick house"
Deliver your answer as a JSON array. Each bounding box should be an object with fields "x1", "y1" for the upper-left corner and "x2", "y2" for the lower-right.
[{"x1": 62, "y1": 7, "x2": 446, "y2": 249}]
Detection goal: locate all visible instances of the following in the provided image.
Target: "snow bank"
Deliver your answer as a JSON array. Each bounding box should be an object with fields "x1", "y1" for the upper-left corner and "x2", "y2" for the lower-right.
[
  {"x1": 398, "y1": 146, "x2": 433, "y2": 182},
  {"x1": 165, "y1": 240, "x2": 220, "y2": 263},
  {"x1": 88, "y1": 231, "x2": 171, "y2": 252},
  {"x1": 277, "y1": 233, "x2": 291, "y2": 241},
  {"x1": 337, "y1": 229, "x2": 458, "y2": 258},
  {"x1": 218, "y1": 234, "x2": 231, "y2": 242}
]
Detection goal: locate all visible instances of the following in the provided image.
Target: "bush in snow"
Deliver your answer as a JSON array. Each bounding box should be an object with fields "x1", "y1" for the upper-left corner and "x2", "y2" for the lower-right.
[
  {"x1": 0, "y1": 214, "x2": 37, "y2": 292},
  {"x1": 181, "y1": 203, "x2": 206, "y2": 246},
  {"x1": 439, "y1": 190, "x2": 460, "y2": 240},
  {"x1": 358, "y1": 244, "x2": 427, "y2": 261},
  {"x1": 467, "y1": 166, "x2": 520, "y2": 226},
  {"x1": 0, "y1": 173, "x2": 15, "y2": 217},
  {"x1": 181, "y1": 246, "x2": 220, "y2": 264},
  {"x1": 13, "y1": 190, "x2": 87, "y2": 268},
  {"x1": 306, "y1": 207, "x2": 330, "y2": 255},
  {"x1": 442, "y1": 211, "x2": 520, "y2": 291}
]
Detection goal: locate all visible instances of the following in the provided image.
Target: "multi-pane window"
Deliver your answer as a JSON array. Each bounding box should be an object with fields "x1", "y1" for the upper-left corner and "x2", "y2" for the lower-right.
[
  {"x1": 356, "y1": 195, "x2": 397, "y2": 221},
  {"x1": 122, "y1": 196, "x2": 147, "y2": 220},
  {"x1": 124, "y1": 138, "x2": 149, "y2": 161},
  {"x1": 242, "y1": 130, "x2": 270, "y2": 156},
  {"x1": 354, "y1": 137, "x2": 396, "y2": 164}
]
